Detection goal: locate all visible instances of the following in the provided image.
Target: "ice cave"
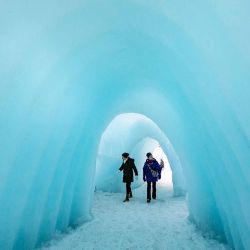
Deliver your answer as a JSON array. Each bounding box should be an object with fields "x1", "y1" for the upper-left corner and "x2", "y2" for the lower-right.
[{"x1": 0, "y1": 0, "x2": 249, "y2": 249}]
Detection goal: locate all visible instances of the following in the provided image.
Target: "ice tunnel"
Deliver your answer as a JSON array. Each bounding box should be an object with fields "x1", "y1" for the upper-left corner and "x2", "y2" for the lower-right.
[{"x1": 0, "y1": 0, "x2": 250, "y2": 249}]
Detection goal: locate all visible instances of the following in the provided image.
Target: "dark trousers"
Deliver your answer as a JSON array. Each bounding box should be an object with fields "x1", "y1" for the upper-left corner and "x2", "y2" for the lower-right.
[
  {"x1": 147, "y1": 181, "x2": 156, "y2": 200},
  {"x1": 126, "y1": 182, "x2": 132, "y2": 196}
]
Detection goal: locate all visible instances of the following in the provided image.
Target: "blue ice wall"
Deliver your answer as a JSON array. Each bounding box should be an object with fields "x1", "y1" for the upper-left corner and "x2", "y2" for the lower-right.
[{"x1": 0, "y1": 0, "x2": 250, "y2": 249}]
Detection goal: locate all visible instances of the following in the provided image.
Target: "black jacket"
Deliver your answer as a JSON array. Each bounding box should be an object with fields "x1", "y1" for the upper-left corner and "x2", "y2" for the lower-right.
[{"x1": 119, "y1": 157, "x2": 138, "y2": 183}]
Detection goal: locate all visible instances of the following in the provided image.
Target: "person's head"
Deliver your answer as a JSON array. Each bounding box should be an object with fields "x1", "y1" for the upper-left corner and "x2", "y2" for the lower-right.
[
  {"x1": 122, "y1": 152, "x2": 129, "y2": 160},
  {"x1": 146, "y1": 152, "x2": 153, "y2": 159}
]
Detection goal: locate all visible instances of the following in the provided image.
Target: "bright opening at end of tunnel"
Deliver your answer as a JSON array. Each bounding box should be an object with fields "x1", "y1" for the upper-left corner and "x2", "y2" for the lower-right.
[
  {"x1": 94, "y1": 113, "x2": 185, "y2": 196},
  {"x1": 153, "y1": 145, "x2": 173, "y2": 189}
]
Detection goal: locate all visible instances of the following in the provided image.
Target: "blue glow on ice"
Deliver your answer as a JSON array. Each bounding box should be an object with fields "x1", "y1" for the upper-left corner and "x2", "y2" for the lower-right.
[{"x1": 0, "y1": 0, "x2": 250, "y2": 249}]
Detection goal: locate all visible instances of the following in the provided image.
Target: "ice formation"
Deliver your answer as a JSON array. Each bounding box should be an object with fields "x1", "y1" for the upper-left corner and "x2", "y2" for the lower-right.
[{"x1": 0, "y1": 0, "x2": 249, "y2": 249}]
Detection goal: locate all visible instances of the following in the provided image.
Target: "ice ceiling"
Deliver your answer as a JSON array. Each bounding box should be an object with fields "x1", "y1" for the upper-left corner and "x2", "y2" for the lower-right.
[{"x1": 0, "y1": 0, "x2": 249, "y2": 249}]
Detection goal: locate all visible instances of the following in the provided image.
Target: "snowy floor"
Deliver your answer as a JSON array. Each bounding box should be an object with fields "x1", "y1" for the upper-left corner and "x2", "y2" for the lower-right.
[{"x1": 40, "y1": 184, "x2": 229, "y2": 250}]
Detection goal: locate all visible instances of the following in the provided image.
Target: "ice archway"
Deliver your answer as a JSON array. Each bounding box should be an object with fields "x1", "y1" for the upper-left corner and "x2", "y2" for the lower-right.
[
  {"x1": 0, "y1": 0, "x2": 250, "y2": 249},
  {"x1": 95, "y1": 113, "x2": 186, "y2": 196}
]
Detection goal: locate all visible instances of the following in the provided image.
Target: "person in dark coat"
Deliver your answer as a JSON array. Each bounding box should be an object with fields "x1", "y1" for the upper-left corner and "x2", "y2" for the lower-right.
[
  {"x1": 119, "y1": 152, "x2": 138, "y2": 202},
  {"x1": 143, "y1": 152, "x2": 162, "y2": 203}
]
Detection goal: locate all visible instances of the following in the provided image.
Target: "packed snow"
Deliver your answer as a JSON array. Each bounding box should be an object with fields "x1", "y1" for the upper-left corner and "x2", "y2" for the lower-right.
[{"x1": 39, "y1": 184, "x2": 229, "y2": 250}]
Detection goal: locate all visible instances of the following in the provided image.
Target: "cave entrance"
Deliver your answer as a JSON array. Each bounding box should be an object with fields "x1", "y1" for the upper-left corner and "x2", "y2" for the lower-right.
[{"x1": 94, "y1": 113, "x2": 186, "y2": 196}]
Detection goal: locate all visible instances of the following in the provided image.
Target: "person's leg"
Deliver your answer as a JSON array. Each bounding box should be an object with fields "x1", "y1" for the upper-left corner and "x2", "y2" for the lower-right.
[
  {"x1": 123, "y1": 182, "x2": 130, "y2": 202},
  {"x1": 128, "y1": 182, "x2": 133, "y2": 198},
  {"x1": 152, "y1": 181, "x2": 156, "y2": 199},
  {"x1": 147, "y1": 182, "x2": 151, "y2": 202}
]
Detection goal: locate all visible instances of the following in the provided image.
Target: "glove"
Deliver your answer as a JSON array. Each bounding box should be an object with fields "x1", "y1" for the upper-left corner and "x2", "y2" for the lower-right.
[
  {"x1": 158, "y1": 175, "x2": 161, "y2": 180},
  {"x1": 143, "y1": 177, "x2": 146, "y2": 182},
  {"x1": 135, "y1": 175, "x2": 138, "y2": 181}
]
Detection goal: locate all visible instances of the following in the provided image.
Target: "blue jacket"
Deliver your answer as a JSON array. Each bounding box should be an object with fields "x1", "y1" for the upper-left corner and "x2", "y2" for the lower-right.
[{"x1": 143, "y1": 158, "x2": 162, "y2": 182}]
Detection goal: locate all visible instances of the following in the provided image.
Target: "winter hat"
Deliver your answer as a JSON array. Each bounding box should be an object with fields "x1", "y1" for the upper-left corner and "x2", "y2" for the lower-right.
[{"x1": 122, "y1": 152, "x2": 129, "y2": 158}]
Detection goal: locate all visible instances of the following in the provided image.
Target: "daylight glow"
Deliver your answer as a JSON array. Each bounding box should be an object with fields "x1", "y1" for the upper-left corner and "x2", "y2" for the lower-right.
[{"x1": 153, "y1": 146, "x2": 173, "y2": 188}]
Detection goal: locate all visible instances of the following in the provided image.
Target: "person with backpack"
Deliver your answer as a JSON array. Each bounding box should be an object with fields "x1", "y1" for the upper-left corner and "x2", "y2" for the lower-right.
[
  {"x1": 143, "y1": 152, "x2": 162, "y2": 203},
  {"x1": 119, "y1": 152, "x2": 138, "y2": 202}
]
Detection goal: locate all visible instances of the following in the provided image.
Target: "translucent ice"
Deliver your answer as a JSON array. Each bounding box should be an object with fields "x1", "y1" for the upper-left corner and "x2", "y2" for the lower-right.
[{"x1": 0, "y1": 0, "x2": 249, "y2": 249}]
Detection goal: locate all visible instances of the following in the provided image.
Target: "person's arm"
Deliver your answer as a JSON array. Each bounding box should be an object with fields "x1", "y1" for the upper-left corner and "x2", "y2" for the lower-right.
[
  {"x1": 143, "y1": 164, "x2": 146, "y2": 181},
  {"x1": 160, "y1": 159, "x2": 164, "y2": 169},
  {"x1": 132, "y1": 161, "x2": 138, "y2": 176},
  {"x1": 155, "y1": 161, "x2": 161, "y2": 170},
  {"x1": 119, "y1": 164, "x2": 124, "y2": 171}
]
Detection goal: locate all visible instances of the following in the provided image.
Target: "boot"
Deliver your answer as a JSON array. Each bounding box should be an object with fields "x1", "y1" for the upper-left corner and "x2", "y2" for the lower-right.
[
  {"x1": 123, "y1": 195, "x2": 129, "y2": 202},
  {"x1": 129, "y1": 192, "x2": 133, "y2": 198}
]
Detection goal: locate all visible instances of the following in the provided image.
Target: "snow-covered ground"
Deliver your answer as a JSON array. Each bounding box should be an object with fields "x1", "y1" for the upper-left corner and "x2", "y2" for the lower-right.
[{"x1": 39, "y1": 182, "x2": 230, "y2": 250}]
